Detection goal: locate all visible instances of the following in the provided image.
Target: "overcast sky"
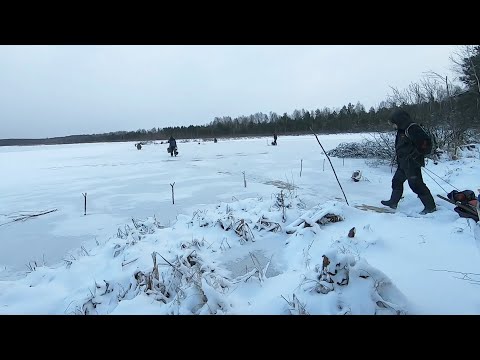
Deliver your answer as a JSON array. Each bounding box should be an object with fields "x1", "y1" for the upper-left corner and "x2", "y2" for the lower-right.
[{"x1": 0, "y1": 45, "x2": 458, "y2": 139}]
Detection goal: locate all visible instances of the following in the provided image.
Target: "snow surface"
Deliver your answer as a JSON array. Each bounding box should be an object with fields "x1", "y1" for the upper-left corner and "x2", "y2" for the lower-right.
[{"x1": 1, "y1": 134, "x2": 479, "y2": 314}]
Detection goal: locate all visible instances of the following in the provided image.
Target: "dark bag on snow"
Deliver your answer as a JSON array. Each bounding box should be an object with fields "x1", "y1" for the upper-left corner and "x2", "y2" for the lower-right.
[
  {"x1": 447, "y1": 190, "x2": 477, "y2": 204},
  {"x1": 447, "y1": 190, "x2": 479, "y2": 222}
]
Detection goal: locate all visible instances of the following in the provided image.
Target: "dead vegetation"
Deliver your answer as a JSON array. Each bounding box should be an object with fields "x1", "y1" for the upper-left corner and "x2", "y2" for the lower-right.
[{"x1": 0, "y1": 209, "x2": 58, "y2": 227}]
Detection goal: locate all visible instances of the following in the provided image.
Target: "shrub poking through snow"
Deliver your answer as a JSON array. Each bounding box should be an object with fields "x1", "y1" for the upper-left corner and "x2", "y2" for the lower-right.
[
  {"x1": 298, "y1": 249, "x2": 408, "y2": 315},
  {"x1": 217, "y1": 213, "x2": 235, "y2": 231},
  {"x1": 254, "y1": 215, "x2": 282, "y2": 233},
  {"x1": 274, "y1": 190, "x2": 289, "y2": 223},
  {"x1": 76, "y1": 237, "x2": 277, "y2": 315},
  {"x1": 117, "y1": 216, "x2": 164, "y2": 241},
  {"x1": 285, "y1": 201, "x2": 344, "y2": 234},
  {"x1": 327, "y1": 135, "x2": 395, "y2": 163},
  {"x1": 149, "y1": 252, "x2": 226, "y2": 312},
  {"x1": 234, "y1": 219, "x2": 255, "y2": 243},
  {"x1": 190, "y1": 210, "x2": 210, "y2": 227},
  {"x1": 282, "y1": 294, "x2": 309, "y2": 315},
  {"x1": 78, "y1": 247, "x2": 236, "y2": 315}
]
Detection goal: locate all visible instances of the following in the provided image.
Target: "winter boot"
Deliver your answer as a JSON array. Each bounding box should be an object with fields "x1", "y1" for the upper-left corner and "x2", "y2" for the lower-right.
[
  {"x1": 419, "y1": 194, "x2": 436, "y2": 215},
  {"x1": 381, "y1": 190, "x2": 403, "y2": 210}
]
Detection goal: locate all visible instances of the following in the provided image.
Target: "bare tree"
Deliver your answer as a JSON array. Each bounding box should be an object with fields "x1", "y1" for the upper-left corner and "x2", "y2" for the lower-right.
[{"x1": 450, "y1": 45, "x2": 480, "y2": 95}]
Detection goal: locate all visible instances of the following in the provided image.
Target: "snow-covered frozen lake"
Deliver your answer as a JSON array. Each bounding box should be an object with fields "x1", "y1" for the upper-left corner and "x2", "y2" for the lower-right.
[{"x1": 1, "y1": 134, "x2": 480, "y2": 314}]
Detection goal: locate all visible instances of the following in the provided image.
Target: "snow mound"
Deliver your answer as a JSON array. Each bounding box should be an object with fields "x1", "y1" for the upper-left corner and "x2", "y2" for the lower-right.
[{"x1": 293, "y1": 249, "x2": 408, "y2": 315}]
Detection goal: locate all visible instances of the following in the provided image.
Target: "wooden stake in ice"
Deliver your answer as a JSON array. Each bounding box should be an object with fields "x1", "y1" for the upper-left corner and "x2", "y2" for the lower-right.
[
  {"x1": 170, "y1": 183, "x2": 175, "y2": 204},
  {"x1": 82, "y1": 193, "x2": 87, "y2": 215}
]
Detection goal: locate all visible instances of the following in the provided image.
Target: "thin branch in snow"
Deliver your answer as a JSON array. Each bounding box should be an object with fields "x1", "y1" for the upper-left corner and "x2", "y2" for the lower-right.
[
  {"x1": 155, "y1": 252, "x2": 184, "y2": 276},
  {"x1": 81, "y1": 246, "x2": 90, "y2": 256},
  {"x1": 0, "y1": 209, "x2": 58, "y2": 227},
  {"x1": 429, "y1": 269, "x2": 480, "y2": 283},
  {"x1": 121, "y1": 258, "x2": 139, "y2": 268},
  {"x1": 64, "y1": 300, "x2": 76, "y2": 314},
  {"x1": 429, "y1": 269, "x2": 480, "y2": 276}
]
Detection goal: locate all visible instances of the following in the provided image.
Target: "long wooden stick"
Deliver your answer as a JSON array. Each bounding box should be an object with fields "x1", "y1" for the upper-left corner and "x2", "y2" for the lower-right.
[{"x1": 310, "y1": 128, "x2": 349, "y2": 206}]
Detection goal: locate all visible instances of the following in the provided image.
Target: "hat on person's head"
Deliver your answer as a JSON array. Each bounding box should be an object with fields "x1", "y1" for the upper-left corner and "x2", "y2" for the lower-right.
[{"x1": 389, "y1": 109, "x2": 412, "y2": 129}]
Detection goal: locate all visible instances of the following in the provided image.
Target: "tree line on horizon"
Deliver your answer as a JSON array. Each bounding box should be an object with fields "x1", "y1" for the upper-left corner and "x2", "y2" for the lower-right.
[{"x1": 1, "y1": 46, "x2": 478, "y2": 147}]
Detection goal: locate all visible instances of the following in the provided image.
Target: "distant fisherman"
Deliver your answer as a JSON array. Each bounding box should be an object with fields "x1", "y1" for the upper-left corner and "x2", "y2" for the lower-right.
[{"x1": 167, "y1": 136, "x2": 178, "y2": 156}]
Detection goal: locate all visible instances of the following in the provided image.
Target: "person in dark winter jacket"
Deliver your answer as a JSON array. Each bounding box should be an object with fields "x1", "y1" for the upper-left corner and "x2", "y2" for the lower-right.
[
  {"x1": 167, "y1": 136, "x2": 178, "y2": 156},
  {"x1": 272, "y1": 133, "x2": 278, "y2": 146},
  {"x1": 168, "y1": 136, "x2": 176, "y2": 148},
  {"x1": 381, "y1": 109, "x2": 436, "y2": 214}
]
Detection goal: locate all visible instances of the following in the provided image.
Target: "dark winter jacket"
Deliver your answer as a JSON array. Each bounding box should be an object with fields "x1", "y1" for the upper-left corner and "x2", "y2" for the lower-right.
[
  {"x1": 168, "y1": 137, "x2": 177, "y2": 148},
  {"x1": 389, "y1": 110, "x2": 425, "y2": 169}
]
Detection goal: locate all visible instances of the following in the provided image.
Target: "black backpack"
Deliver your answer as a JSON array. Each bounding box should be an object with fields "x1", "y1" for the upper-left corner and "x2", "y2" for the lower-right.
[{"x1": 405, "y1": 123, "x2": 435, "y2": 156}]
